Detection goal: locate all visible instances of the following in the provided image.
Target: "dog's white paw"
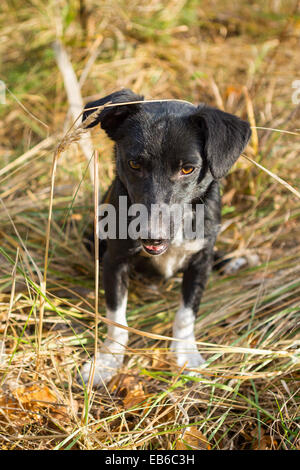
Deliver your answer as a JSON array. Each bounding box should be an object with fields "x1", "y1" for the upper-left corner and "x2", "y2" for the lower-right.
[
  {"x1": 171, "y1": 340, "x2": 205, "y2": 371},
  {"x1": 79, "y1": 350, "x2": 124, "y2": 388}
]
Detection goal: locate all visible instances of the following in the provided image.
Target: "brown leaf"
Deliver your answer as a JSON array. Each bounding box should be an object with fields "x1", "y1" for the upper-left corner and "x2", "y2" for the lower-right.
[
  {"x1": 123, "y1": 381, "x2": 146, "y2": 409},
  {"x1": 108, "y1": 374, "x2": 148, "y2": 410},
  {"x1": 0, "y1": 384, "x2": 70, "y2": 427},
  {"x1": 0, "y1": 393, "x2": 27, "y2": 426},
  {"x1": 14, "y1": 384, "x2": 57, "y2": 405},
  {"x1": 175, "y1": 426, "x2": 211, "y2": 450},
  {"x1": 251, "y1": 427, "x2": 278, "y2": 450}
]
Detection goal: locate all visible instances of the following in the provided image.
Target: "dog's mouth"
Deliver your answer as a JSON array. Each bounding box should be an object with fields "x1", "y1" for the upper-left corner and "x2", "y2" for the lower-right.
[{"x1": 141, "y1": 239, "x2": 169, "y2": 256}]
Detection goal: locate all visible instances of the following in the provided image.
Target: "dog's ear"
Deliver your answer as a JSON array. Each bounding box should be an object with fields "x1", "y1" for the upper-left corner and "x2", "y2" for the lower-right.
[
  {"x1": 82, "y1": 89, "x2": 144, "y2": 140},
  {"x1": 192, "y1": 105, "x2": 251, "y2": 179}
]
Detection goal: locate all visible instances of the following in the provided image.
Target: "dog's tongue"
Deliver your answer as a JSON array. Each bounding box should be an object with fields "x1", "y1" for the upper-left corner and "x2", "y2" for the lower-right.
[{"x1": 145, "y1": 244, "x2": 162, "y2": 251}]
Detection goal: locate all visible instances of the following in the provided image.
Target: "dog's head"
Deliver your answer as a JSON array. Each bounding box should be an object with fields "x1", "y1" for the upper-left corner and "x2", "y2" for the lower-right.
[{"x1": 83, "y1": 89, "x2": 251, "y2": 255}]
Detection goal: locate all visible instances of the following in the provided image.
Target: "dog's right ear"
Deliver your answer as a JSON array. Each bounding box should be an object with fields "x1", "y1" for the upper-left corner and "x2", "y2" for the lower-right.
[{"x1": 82, "y1": 89, "x2": 144, "y2": 140}]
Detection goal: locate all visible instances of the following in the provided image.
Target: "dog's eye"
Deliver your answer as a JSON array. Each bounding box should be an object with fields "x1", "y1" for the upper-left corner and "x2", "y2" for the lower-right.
[
  {"x1": 128, "y1": 160, "x2": 141, "y2": 171},
  {"x1": 181, "y1": 166, "x2": 195, "y2": 175}
]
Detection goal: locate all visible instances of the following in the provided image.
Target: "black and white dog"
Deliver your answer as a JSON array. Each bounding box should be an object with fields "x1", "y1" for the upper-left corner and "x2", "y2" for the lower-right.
[{"x1": 80, "y1": 89, "x2": 251, "y2": 387}]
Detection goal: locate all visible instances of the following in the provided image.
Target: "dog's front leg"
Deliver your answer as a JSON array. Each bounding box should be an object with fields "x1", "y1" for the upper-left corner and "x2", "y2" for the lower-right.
[
  {"x1": 80, "y1": 252, "x2": 129, "y2": 388},
  {"x1": 171, "y1": 248, "x2": 213, "y2": 372}
]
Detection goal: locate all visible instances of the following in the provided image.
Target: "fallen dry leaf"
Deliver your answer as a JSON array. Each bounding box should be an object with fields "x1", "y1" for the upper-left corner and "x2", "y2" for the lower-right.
[
  {"x1": 14, "y1": 384, "x2": 57, "y2": 405},
  {"x1": 109, "y1": 374, "x2": 149, "y2": 410},
  {"x1": 175, "y1": 426, "x2": 211, "y2": 450},
  {"x1": 123, "y1": 380, "x2": 146, "y2": 409},
  {"x1": 0, "y1": 384, "x2": 72, "y2": 426},
  {"x1": 250, "y1": 426, "x2": 278, "y2": 450}
]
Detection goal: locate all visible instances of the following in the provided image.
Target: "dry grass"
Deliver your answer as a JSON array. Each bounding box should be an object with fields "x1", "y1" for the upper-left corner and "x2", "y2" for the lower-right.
[{"x1": 0, "y1": 0, "x2": 299, "y2": 450}]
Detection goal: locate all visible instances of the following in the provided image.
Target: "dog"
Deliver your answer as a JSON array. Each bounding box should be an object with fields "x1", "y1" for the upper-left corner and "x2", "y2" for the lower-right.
[{"x1": 79, "y1": 89, "x2": 251, "y2": 387}]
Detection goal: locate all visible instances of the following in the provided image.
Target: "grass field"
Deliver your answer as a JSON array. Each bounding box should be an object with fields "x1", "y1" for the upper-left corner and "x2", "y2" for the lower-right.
[{"x1": 0, "y1": 0, "x2": 299, "y2": 450}]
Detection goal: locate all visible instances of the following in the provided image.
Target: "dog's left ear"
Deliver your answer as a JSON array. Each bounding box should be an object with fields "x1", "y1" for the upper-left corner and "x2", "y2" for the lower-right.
[{"x1": 192, "y1": 105, "x2": 251, "y2": 179}]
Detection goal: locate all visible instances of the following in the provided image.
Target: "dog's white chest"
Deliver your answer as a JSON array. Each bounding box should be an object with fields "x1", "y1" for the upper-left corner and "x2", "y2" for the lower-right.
[{"x1": 149, "y1": 238, "x2": 206, "y2": 279}]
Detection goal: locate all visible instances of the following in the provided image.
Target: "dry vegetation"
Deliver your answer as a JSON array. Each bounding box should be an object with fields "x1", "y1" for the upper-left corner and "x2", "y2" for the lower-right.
[{"x1": 0, "y1": 0, "x2": 300, "y2": 450}]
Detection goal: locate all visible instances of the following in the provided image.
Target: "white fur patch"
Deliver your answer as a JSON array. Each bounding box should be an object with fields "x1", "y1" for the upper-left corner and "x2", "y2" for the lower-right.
[
  {"x1": 80, "y1": 295, "x2": 128, "y2": 387},
  {"x1": 224, "y1": 257, "x2": 247, "y2": 274},
  {"x1": 150, "y1": 238, "x2": 206, "y2": 279},
  {"x1": 224, "y1": 254, "x2": 260, "y2": 274},
  {"x1": 171, "y1": 303, "x2": 205, "y2": 370}
]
